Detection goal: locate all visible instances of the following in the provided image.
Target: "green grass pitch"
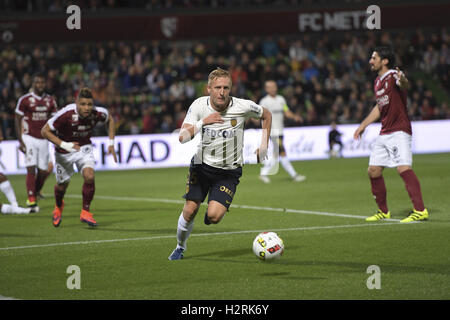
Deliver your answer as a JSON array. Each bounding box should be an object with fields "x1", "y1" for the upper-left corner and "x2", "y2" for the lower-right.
[{"x1": 0, "y1": 153, "x2": 449, "y2": 300}]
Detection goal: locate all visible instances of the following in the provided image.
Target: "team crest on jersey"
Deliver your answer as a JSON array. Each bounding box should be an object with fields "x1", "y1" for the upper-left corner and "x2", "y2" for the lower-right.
[
  {"x1": 230, "y1": 119, "x2": 237, "y2": 127},
  {"x1": 72, "y1": 114, "x2": 79, "y2": 122}
]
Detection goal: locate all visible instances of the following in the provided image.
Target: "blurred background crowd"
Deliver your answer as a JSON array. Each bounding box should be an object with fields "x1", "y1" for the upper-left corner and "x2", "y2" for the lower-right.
[
  {"x1": 0, "y1": 1, "x2": 449, "y2": 139},
  {"x1": 1, "y1": 0, "x2": 371, "y2": 12}
]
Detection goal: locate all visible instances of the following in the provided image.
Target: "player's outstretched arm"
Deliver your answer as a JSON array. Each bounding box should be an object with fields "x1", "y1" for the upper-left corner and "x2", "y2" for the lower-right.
[
  {"x1": 41, "y1": 123, "x2": 80, "y2": 152},
  {"x1": 353, "y1": 104, "x2": 380, "y2": 140},
  {"x1": 255, "y1": 107, "x2": 272, "y2": 162},
  {"x1": 395, "y1": 67, "x2": 410, "y2": 90}
]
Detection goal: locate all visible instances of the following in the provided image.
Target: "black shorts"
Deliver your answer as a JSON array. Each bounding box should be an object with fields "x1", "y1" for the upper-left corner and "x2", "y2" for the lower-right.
[{"x1": 183, "y1": 158, "x2": 242, "y2": 210}]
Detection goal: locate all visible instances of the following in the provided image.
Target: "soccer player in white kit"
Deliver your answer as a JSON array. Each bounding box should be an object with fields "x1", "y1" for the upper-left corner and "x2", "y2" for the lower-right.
[
  {"x1": 41, "y1": 88, "x2": 117, "y2": 227},
  {"x1": 168, "y1": 68, "x2": 272, "y2": 260},
  {"x1": 15, "y1": 73, "x2": 57, "y2": 209},
  {"x1": 0, "y1": 123, "x2": 38, "y2": 215},
  {"x1": 258, "y1": 80, "x2": 306, "y2": 183},
  {"x1": 354, "y1": 47, "x2": 428, "y2": 223}
]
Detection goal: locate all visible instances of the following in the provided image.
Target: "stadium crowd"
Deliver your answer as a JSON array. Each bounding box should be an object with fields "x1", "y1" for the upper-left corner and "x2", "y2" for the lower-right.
[{"x1": 0, "y1": 27, "x2": 449, "y2": 139}]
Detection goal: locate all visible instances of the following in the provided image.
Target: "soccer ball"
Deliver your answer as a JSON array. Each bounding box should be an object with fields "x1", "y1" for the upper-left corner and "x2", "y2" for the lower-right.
[{"x1": 252, "y1": 232, "x2": 284, "y2": 260}]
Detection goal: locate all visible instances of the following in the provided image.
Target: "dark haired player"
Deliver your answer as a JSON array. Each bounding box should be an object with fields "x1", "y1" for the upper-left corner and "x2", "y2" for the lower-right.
[
  {"x1": 15, "y1": 73, "x2": 58, "y2": 209},
  {"x1": 354, "y1": 47, "x2": 428, "y2": 223},
  {"x1": 41, "y1": 88, "x2": 117, "y2": 227}
]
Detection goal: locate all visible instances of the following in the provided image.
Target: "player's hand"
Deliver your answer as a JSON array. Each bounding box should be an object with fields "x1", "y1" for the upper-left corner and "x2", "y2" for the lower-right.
[
  {"x1": 18, "y1": 142, "x2": 26, "y2": 153},
  {"x1": 72, "y1": 142, "x2": 81, "y2": 151},
  {"x1": 394, "y1": 67, "x2": 405, "y2": 80},
  {"x1": 353, "y1": 126, "x2": 364, "y2": 140},
  {"x1": 108, "y1": 145, "x2": 118, "y2": 163},
  {"x1": 255, "y1": 146, "x2": 268, "y2": 163},
  {"x1": 294, "y1": 114, "x2": 303, "y2": 123},
  {"x1": 60, "y1": 141, "x2": 80, "y2": 152},
  {"x1": 203, "y1": 112, "x2": 224, "y2": 125}
]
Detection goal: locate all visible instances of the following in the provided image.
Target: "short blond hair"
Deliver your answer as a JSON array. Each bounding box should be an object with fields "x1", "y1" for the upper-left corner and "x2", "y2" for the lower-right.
[{"x1": 208, "y1": 67, "x2": 232, "y2": 86}]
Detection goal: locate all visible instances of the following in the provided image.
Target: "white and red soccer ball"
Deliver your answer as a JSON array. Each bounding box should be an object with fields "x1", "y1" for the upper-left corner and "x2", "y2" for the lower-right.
[{"x1": 252, "y1": 232, "x2": 284, "y2": 260}]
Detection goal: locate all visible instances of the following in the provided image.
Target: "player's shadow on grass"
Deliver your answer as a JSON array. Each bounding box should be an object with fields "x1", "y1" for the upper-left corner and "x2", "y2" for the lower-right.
[{"x1": 0, "y1": 232, "x2": 41, "y2": 238}]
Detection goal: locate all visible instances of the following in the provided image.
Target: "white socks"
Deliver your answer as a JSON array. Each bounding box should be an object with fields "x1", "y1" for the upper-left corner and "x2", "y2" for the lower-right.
[
  {"x1": 0, "y1": 180, "x2": 18, "y2": 207},
  {"x1": 1, "y1": 204, "x2": 31, "y2": 215},
  {"x1": 177, "y1": 212, "x2": 194, "y2": 250},
  {"x1": 280, "y1": 156, "x2": 297, "y2": 178}
]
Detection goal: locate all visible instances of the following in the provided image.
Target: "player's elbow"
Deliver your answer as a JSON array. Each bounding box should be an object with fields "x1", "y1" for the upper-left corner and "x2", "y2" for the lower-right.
[{"x1": 41, "y1": 127, "x2": 47, "y2": 138}]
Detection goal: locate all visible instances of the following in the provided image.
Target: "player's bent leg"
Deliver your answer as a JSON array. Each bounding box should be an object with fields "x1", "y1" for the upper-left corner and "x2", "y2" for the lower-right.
[
  {"x1": 205, "y1": 200, "x2": 227, "y2": 225},
  {"x1": 0, "y1": 173, "x2": 19, "y2": 207},
  {"x1": 53, "y1": 181, "x2": 68, "y2": 227},
  {"x1": 79, "y1": 167, "x2": 97, "y2": 227}
]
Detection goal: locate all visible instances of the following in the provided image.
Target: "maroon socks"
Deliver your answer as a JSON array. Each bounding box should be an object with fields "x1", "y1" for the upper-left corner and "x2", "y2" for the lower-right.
[
  {"x1": 400, "y1": 169, "x2": 425, "y2": 211},
  {"x1": 82, "y1": 182, "x2": 95, "y2": 211},
  {"x1": 370, "y1": 176, "x2": 389, "y2": 213}
]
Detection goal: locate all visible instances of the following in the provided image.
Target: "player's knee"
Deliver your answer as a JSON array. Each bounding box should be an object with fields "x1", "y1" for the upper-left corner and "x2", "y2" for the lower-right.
[
  {"x1": 396, "y1": 165, "x2": 411, "y2": 174},
  {"x1": 82, "y1": 168, "x2": 95, "y2": 183},
  {"x1": 27, "y1": 166, "x2": 36, "y2": 174},
  {"x1": 206, "y1": 208, "x2": 226, "y2": 224},
  {"x1": 207, "y1": 214, "x2": 223, "y2": 224},
  {"x1": 367, "y1": 166, "x2": 382, "y2": 178},
  {"x1": 183, "y1": 201, "x2": 200, "y2": 221}
]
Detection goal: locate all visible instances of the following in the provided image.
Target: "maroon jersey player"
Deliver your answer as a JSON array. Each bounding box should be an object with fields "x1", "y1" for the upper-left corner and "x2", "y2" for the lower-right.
[
  {"x1": 41, "y1": 88, "x2": 117, "y2": 227},
  {"x1": 354, "y1": 46, "x2": 428, "y2": 223},
  {"x1": 15, "y1": 73, "x2": 57, "y2": 208}
]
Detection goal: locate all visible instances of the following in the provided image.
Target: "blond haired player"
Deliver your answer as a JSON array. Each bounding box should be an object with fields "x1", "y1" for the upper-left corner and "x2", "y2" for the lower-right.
[{"x1": 169, "y1": 68, "x2": 272, "y2": 260}]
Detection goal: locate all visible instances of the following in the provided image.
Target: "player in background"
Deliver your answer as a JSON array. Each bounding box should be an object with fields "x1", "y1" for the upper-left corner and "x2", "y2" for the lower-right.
[
  {"x1": 328, "y1": 121, "x2": 343, "y2": 158},
  {"x1": 354, "y1": 46, "x2": 428, "y2": 223},
  {"x1": 168, "y1": 68, "x2": 272, "y2": 260},
  {"x1": 41, "y1": 88, "x2": 117, "y2": 227},
  {"x1": 0, "y1": 123, "x2": 38, "y2": 215},
  {"x1": 258, "y1": 80, "x2": 305, "y2": 183},
  {"x1": 15, "y1": 73, "x2": 57, "y2": 209}
]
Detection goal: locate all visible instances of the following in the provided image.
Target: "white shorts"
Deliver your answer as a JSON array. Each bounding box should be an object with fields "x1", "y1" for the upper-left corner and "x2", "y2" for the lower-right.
[
  {"x1": 54, "y1": 144, "x2": 95, "y2": 184},
  {"x1": 369, "y1": 131, "x2": 412, "y2": 168},
  {"x1": 22, "y1": 134, "x2": 50, "y2": 171}
]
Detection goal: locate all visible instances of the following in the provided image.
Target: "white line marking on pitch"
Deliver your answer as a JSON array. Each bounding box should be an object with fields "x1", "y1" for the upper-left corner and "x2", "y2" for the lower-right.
[
  {"x1": 0, "y1": 222, "x2": 408, "y2": 252},
  {"x1": 61, "y1": 194, "x2": 403, "y2": 222}
]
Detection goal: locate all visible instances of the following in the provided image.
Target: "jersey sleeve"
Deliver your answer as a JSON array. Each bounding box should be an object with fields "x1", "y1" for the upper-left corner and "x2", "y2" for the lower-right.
[
  {"x1": 278, "y1": 96, "x2": 288, "y2": 112},
  {"x1": 47, "y1": 110, "x2": 66, "y2": 131},
  {"x1": 15, "y1": 96, "x2": 27, "y2": 116},
  {"x1": 182, "y1": 99, "x2": 202, "y2": 125},
  {"x1": 246, "y1": 101, "x2": 264, "y2": 119},
  {"x1": 95, "y1": 106, "x2": 109, "y2": 122}
]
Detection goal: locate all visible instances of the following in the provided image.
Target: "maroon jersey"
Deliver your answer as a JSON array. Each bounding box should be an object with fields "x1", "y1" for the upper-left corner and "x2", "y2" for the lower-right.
[
  {"x1": 374, "y1": 69, "x2": 412, "y2": 135},
  {"x1": 47, "y1": 103, "x2": 109, "y2": 153},
  {"x1": 15, "y1": 92, "x2": 58, "y2": 139}
]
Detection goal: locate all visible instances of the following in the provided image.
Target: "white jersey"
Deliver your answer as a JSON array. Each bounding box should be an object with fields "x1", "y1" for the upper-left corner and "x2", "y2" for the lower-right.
[
  {"x1": 183, "y1": 96, "x2": 263, "y2": 169},
  {"x1": 259, "y1": 94, "x2": 287, "y2": 136}
]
